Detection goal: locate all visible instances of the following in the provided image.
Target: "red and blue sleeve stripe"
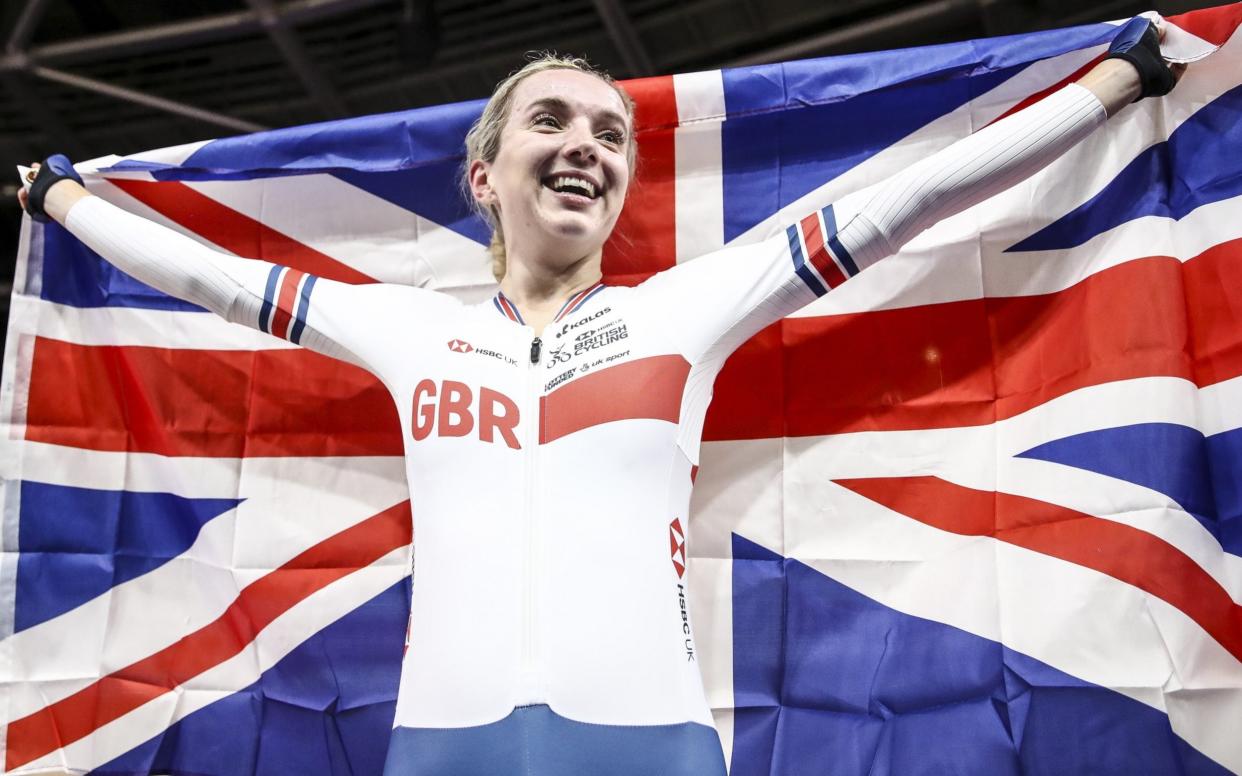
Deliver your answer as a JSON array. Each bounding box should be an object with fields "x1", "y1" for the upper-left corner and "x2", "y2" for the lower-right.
[
  {"x1": 787, "y1": 204, "x2": 860, "y2": 297},
  {"x1": 259, "y1": 265, "x2": 317, "y2": 344}
]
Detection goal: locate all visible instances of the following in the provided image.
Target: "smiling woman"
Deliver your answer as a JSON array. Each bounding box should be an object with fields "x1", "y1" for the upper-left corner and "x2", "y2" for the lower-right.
[
  {"x1": 462, "y1": 54, "x2": 637, "y2": 323},
  {"x1": 16, "y1": 18, "x2": 1180, "y2": 776}
]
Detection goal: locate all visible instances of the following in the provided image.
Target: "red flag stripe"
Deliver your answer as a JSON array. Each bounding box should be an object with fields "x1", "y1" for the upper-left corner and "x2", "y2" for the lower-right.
[
  {"x1": 108, "y1": 179, "x2": 377, "y2": 286},
  {"x1": 540, "y1": 354, "x2": 691, "y2": 444},
  {"x1": 606, "y1": 75, "x2": 679, "y2": 284},
  {"x1": 26, "y1": 339, "x2": 403, "y2": 457},
  {"x1": 705, "y1": 239, "x2": 1242, "y2": 440},
  {"x1": 5, "y1": 500, "x2": 412, "y2": 772},
  {"x1": 988, "y1": 54, "x2": 1104, "y2": 127},
  {"x1": 836, "y1": 476, "x2": 1242, "y2": 662},
  {"x1": 25, "y1": 243, "x2": 1241, "y2": 456},
  {"x1": 1169, "y1": 3, "x2": 1242, "y2": 47}
]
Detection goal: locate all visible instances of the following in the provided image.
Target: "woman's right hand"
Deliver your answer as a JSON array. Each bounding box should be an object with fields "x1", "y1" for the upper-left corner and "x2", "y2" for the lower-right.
[
  {"x1": 19, "y1": 159, "x2": 90, "y2": 223},
  {"x1": 16, "y1": 163, "x2": 35, "y2": 212}
]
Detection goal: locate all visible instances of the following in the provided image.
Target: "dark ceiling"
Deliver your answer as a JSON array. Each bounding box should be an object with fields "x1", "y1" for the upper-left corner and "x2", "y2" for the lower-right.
[{"x1": 0, "y1": 0, "x2": 1214, "y2": 332}]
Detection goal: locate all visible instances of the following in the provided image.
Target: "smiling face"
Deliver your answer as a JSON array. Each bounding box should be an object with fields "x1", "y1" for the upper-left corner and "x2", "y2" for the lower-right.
[{"x1": 469, "y1": 68, "x2": 633, "y2": 273}]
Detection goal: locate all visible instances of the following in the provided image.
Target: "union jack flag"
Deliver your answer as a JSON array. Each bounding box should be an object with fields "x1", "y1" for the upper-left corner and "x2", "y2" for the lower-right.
[{"x1": 3, "y1": 4, "x2": 1241, "y2": 773}]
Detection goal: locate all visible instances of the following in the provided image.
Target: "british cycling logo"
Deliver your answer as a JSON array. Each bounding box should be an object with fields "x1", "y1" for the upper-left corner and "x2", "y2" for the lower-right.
[
  {"x1": 446, "y1": 338, "x2": 473, "y2": 353},
  {"x1": 546, "y1": 343, "x2": 571, "y2": 367},
  {"x1": 573, "y1": 324, "x2": 628, "y2": 356}
]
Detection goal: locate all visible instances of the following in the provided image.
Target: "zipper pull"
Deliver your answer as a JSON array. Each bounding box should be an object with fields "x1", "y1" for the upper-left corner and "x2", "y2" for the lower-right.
[{"x1": 530, "y1": 336, "x2": 542, "y2": 365}]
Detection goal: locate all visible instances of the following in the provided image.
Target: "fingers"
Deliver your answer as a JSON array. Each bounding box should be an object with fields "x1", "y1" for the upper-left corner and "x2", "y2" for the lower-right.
[{"x1": 18, "y1": 188, "x2": 29, "y2": 210}]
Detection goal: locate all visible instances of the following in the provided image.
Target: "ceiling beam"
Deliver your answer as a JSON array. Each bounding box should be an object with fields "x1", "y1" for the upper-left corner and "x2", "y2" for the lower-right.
[
  {"x1": 591, "y1": 0, "x2": 655, "y2": 76},
  {"x1": 30, "y1": 65, "x2": 268, "y2": 135},
  {"x1": 4, "y1": 0, "x2": 83, "y2": 157},
  {"x1": 246, "y1": 0, "x2": 349, "y2": 119},
  {"x1": 726, "y1": 0, "x2": 979, "y2": 66},
  {"x1": 1, "y1": 72, "x2": 85, "y2": 157},
  {"x1": 18, "y1": 0, "x2": 389, "y2": 67},
  {"x1": 5, "y1": 0, "x2": 53, "y2": 53}
]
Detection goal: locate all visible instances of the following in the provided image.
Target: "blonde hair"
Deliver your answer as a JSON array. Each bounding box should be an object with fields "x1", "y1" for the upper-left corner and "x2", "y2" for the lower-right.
[{"x1": 462, "y1": 53, "x2": 638, "y2": 281}]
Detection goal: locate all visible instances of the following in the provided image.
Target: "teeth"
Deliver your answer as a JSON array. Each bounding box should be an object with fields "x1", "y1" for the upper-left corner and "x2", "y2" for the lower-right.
[{"x1": 550, "y1": 175, "x2": 596, "y2": 198}]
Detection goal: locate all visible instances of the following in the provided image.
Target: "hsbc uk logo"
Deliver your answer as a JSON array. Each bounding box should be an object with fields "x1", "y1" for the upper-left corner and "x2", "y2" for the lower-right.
[
  {"x1": 670, "y1": 517, "x2": 695, "y2": 662},
  {"x1": 669, "y1": 518, "x2": 687, "y2": 578},
  {"x1": 447, "y1": 338, "x2": 518, "y2": 366}
]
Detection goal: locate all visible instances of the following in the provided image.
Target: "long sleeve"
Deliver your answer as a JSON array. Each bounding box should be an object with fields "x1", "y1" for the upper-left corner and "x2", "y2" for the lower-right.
[
  {"x1": 61, "y1": 194, "x2": 391, "y2": 368},
  {"x1": 833, "y1": 82, "x2": 1107, "y2": 274}
]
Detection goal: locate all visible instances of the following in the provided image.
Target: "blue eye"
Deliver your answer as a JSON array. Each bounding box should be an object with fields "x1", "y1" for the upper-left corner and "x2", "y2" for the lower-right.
[{"x1": 599, "y1": 129, "x2": 625, "y2": 145}]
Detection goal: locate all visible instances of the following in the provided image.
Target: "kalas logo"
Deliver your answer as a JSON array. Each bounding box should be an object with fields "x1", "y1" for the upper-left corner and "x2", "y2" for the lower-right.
[
  {"x1": 447, "y1": 338, "x2": 474, "y2": 353},
  {"x1": 669, "y1": 518, "x2": 686, "y2": 579},
  {"x1": 555, "y1": 307, "x2": 611, "y2": 338}
]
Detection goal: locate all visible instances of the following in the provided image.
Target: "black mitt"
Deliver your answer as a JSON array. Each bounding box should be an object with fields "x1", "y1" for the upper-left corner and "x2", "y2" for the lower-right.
[
  {"x1": 23, "y1": 154, "x2": 83, "y2": 223},
  {"x1": 1104, "y1": 17, "x2": 1177, "y2": 101}
]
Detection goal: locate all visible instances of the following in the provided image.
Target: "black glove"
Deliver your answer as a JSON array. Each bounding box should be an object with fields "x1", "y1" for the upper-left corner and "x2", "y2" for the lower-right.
[
  {"x1": 1104, "y1": 17, "x2": 1176, "y2": 102},
  {"x1": 23, "y1": 154, "x2": 84, "y2": 223}
]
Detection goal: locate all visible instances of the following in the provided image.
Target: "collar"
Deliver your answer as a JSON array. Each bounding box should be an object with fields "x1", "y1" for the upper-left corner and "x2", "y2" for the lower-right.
[{"x1": 492, "y1": 281, "x2": 607, "y2": 325}]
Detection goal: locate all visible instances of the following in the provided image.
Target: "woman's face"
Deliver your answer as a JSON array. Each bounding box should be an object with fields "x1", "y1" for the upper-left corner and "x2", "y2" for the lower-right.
[{"x1": 471, "y1": 68, "x2": 632, "y2": 266}]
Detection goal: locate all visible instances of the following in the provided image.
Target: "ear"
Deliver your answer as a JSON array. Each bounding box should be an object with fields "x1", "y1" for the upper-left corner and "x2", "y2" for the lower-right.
[{"x1": 468, "y1": 159, "x2": 495, "y2": 207}]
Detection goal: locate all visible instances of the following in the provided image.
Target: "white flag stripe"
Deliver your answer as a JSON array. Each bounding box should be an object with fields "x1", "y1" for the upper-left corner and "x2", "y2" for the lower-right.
[
  {"x1": 6, "y1": 294, "x2": 293, "y2": 350},
  {"x1": 686, "y1": 555, "x2": 733, "y2": 712},
  {"x1": 1201, "y1": 375, "x2": 1242, "y2": 438},
  {"x1": 89, "y1": 139, "x2": 215, "y2": 170},
  {"x1": 16, "y1": 442, "x2": 403, "y2": 500},
  {"x1": 3, "y1": 472, "x2": 406, "y2": 723},
  {"x1": 20, "y1": 550, "x2": 407, "y2": 775},
  {"x1": 980, "y1": 194, "x2": 1242, "y2": 298},
  {"x1": 674, "y1": 70, "x2": 726, "y2": 261}
]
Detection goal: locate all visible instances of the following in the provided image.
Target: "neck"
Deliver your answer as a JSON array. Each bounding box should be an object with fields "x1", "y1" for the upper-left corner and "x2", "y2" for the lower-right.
[{"x1": 499, "y1": 247, "x2": 603, "y2": 316}]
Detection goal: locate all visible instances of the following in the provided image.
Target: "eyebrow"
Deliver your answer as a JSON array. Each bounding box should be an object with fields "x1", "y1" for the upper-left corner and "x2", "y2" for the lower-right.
[{"x1": 525, "y1": 96, "x2": 628, "y2": 131}]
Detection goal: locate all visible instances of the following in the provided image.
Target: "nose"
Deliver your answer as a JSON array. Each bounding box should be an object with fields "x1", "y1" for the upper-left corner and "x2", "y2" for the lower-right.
[{"x1": 560, "y1": 120, "x2": 598, "y2": 165}]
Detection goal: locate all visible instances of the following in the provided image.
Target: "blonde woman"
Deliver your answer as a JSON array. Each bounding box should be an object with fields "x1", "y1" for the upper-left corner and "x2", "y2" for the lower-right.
[{"x1": 20, "y1": 18, "x2": 1178, "y2": 776}]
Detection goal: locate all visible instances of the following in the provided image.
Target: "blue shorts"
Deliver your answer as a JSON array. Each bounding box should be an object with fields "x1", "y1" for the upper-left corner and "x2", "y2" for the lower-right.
[{"x1": 383, "y1": 704, "x2": 728, "y2": 776}]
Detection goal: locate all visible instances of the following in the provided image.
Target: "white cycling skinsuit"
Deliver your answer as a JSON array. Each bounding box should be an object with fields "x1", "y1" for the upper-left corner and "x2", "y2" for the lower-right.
[{"x1": 56, "y1": 84, "x2": 1105, "y2": 775}]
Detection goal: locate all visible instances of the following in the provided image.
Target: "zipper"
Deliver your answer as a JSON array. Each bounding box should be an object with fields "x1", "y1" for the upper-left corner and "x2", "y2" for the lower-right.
[{"x1": 519, "y1": 333, "x2": 543, "y2": 702}]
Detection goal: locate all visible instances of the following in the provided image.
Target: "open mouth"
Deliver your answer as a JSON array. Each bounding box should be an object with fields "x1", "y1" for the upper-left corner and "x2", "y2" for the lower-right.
[{"x1": 543, "y1": 174, "x2": 600, "y2": 200}]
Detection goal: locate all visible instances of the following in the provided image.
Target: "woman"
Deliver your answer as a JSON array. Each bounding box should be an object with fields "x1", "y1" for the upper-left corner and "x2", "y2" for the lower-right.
[{"x1": 20, "y1": 19, "x2": 1178, "y2": 776}]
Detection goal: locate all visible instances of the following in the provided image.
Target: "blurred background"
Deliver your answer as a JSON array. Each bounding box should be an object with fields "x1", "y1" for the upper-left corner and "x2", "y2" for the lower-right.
[{"x1": 0, "y1": 0, "x2": 1214, "y2": 335}]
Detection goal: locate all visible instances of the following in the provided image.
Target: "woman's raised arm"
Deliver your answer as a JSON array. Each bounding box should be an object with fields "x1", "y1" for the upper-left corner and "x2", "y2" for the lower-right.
[
  {"x1": 18, "y1": 161, "x2": 393, "y2": 369},
  {"x1": 641, "y1": 18, "x2": 1181, "y2": 373}
]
